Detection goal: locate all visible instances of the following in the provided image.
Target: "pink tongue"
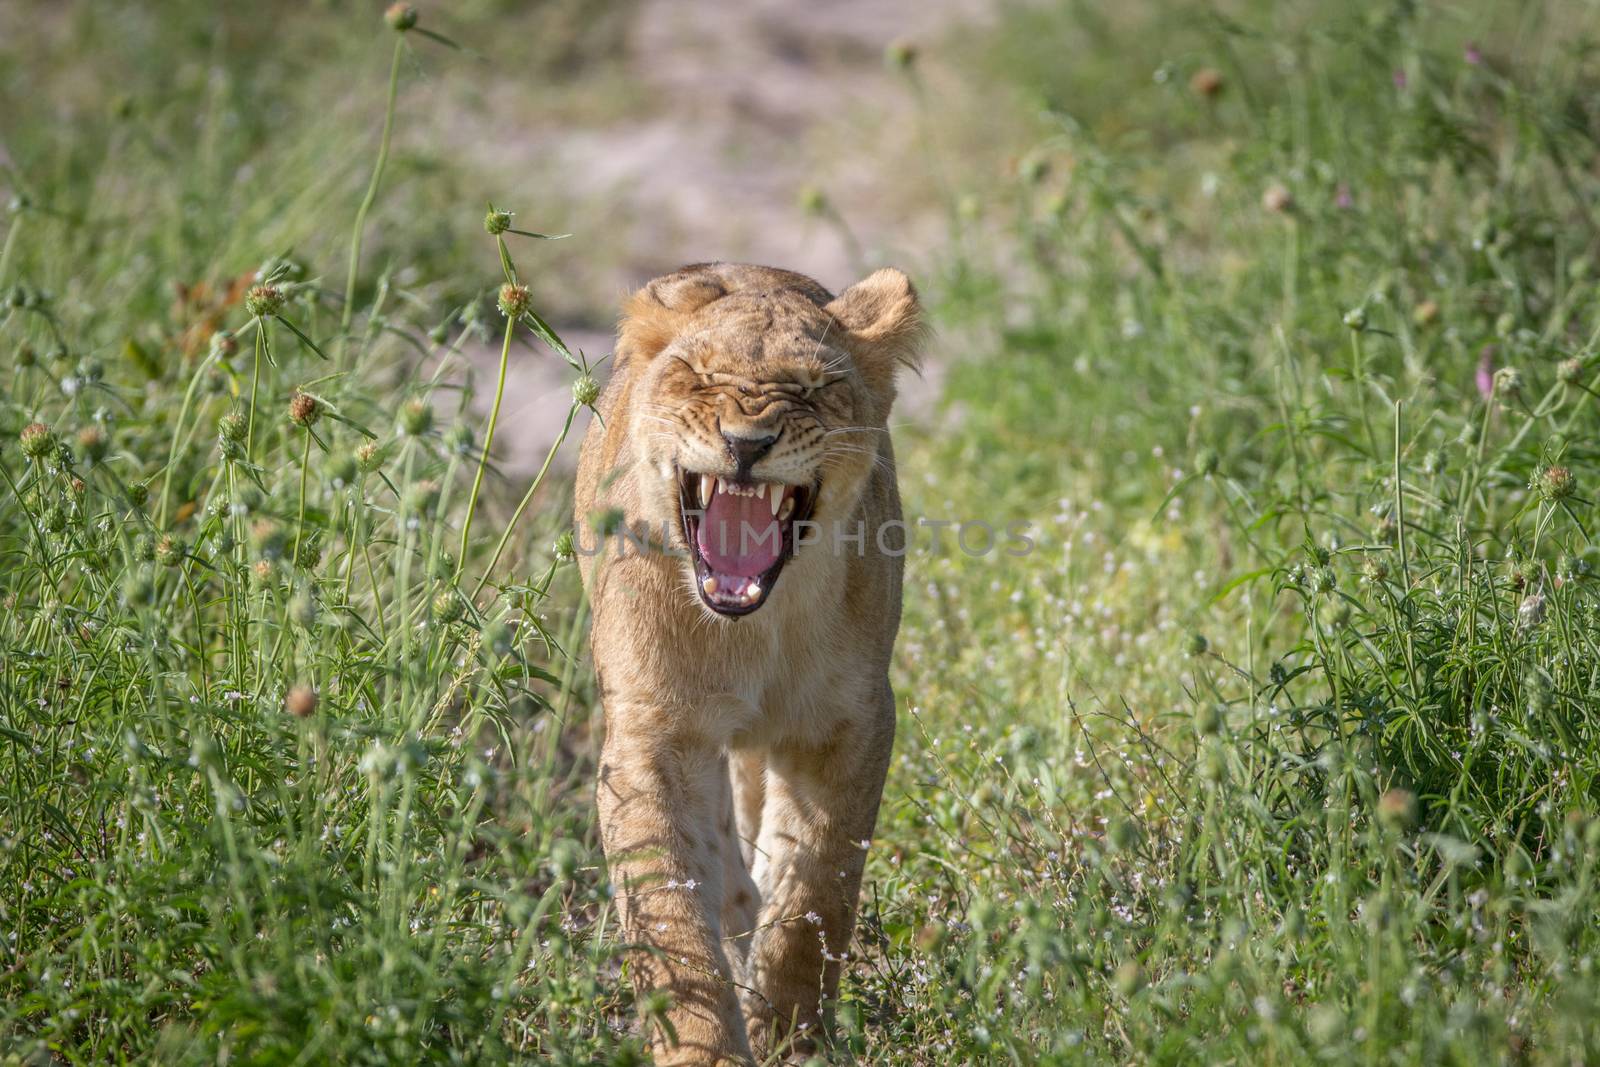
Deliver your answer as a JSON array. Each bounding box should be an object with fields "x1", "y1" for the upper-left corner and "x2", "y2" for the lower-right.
[{"x1": 698, "y1": 491, "x2": 782, "y2": 577}]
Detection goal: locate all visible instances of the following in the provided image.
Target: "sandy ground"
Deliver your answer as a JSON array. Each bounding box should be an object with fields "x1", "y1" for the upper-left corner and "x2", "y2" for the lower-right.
[{"x1": 458, "y1": 0, "x2": 993, "y2": 476}]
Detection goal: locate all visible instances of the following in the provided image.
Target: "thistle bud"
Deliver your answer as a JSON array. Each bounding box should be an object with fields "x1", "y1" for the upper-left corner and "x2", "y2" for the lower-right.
[
  {"x1": 431, "y1": 589, "x2": 464, "y2": 624},
  {"x1": 244, "y1": 284, "x2": 284, "y2": 318},
  {"x1": 1261, "y1": 182, "x2": 1294, "y2": 214},
  {"x1": 154, "y1": 534, "x2": 184, "y2": 567},
  {"x1": 356, "y1": 440, "x2": 386, "y2": 472},
  {"x1": 573, "y1": 374, "x2": 601, "y2": 408},
  {"x1": 1376, "y1": 788, "x2": 1417, "y2": 831},
  {"x1": 796, "y1": 185, "x2": 827, "y2": 216},
  {"x1": 76, "y1": 425, "x2": 109, "y2": 463},
  {"x1": 288, "y1": 392, "x2": 320, "y2": 427},
  {"x1": 1532, "y1": 465, "x2": 1575, "y2": 503},
  {"x1": 385, "y1": 3, "x2": 417, "y2": 31},
  {"x1": 1185, "y1": 632, "x2": 1209, "y2": 657},
  {"x1": 884, "y1": 38, "x2": 918, "y2": 71},
  {"x1": 289, "y1": 589, "x2": 318, "y2": 629},
  {"x1": 484, "y1": 208, "x2": 512, "y2": 235},
  {"x1": 218, "y1": 411, "x2": 246, "y2": 443},
  {"x1": 19, "y1": 422, "x2": 55, "y2": 459},
  {"x1": 1189, "y1": 67, "x2": 1223, "y2": 98},
  {"x1": 405, "y1": 479, "x2": 441, "y2": 517},
  {"x1": 399, "y1": 399, "x2": 434, "y2": 437},
  {"x1": 497, "y1": 282, "x2": 531, "y2": 319},
  {"x1": 1342, "y1": 307, "x2": 1367, "y2": 332},
  {"x1": 285, "y1": 685, "x2": 318, "y2": 718},
  {"x1": 1493, "y1": 366, "x2": 1522, "y2": 396},
  {"x1": 553, "y1": 529, "x2": 576, "y2": 563}
]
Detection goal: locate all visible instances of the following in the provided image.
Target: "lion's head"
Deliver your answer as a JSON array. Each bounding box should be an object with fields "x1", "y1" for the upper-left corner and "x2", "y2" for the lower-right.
[{"x1": 612, "y1": 262, "x2": 921, "y2": 618}]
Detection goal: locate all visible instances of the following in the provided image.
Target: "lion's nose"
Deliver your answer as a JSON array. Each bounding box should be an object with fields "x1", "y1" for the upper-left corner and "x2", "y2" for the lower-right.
[{"x1": 722, "y1": 429, "x2": 778, "y2": 477}]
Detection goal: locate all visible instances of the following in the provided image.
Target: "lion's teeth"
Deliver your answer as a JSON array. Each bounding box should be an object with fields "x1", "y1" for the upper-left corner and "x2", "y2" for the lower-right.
[
  {"x1": 698, "y1": 474, "x2": 715, "y2": 508},
  {"x1": 778, "y1": 496, "x2": 794, "y2": 520},
  {"x1": 746, "y1": 581, "x2": 760, "y2": 601},
  {"x1": 769, "y1": 486, "x2": 783, "y2": 516},
  {"x1": 703, "y1": 576, "x2": 719, "y2": 595},
  {"x1": 755, "y1": 483, "x2": 766, "y2": 500}
]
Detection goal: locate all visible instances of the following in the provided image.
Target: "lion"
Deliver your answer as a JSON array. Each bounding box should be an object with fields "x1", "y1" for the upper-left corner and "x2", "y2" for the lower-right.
[{"x1": 574, "y1": 262, "x2": 922, "y2": 1063}]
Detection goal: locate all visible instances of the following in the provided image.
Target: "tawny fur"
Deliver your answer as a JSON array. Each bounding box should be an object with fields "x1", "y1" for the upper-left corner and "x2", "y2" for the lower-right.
[{"x1": 575, "y1": 263, "x2": 921, "y2": 1064}]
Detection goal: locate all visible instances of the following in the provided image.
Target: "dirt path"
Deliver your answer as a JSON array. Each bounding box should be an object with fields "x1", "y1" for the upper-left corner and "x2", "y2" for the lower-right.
[{"x1": 459, "y1": 0, "x2": 991, "y2": 476}]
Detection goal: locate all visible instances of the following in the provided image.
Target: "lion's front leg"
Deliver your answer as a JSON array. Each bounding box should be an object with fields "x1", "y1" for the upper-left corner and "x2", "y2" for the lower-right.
[
  {"x1": 597, "y1": 707, "x2": 751, "y2": 1065},
  {"x1": 743, "y1": 691, "x2": 894, "y2": 1060}
]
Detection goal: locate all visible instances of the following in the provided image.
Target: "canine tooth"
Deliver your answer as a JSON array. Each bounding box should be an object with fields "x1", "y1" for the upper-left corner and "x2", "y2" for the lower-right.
[
  {"x1": 769, "y1": 486, "x2": 783, "y2": 516},
  {"x1": 698, "y1": 474, "x2": 714, "y2": 508},
  {"x1": 755, "y1": 483, "x2": 766, "y2": 500},
  {"x1": 703, "y1": 576, "x2": 719, "y2": 595},
  {"x1": 747, "y1": 581, "x2": 760, "y2": 600},
  {"x1": 778, "y1": 496, "x2": 794, "y2": 520}
]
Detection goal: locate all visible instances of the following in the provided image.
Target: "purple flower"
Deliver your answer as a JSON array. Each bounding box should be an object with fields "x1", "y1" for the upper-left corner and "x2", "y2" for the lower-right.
[
  {"x1": 1335, "y1": 183, "x2": 1354, "y2": 210},
  {"x1": 1476, "y1": 345, "x2": 1497, "y2": 400},
  {"x1": 1393, "y1": 68, "x2": 1409, "y2": 90},
  {"x1": 1464, "y1": 42, "x2": 1482, "y2": 65}
]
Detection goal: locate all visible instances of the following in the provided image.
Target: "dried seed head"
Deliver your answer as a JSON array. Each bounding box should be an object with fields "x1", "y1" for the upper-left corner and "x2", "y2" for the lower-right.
[
  {"x1": 244, "y1": 284, "x2": 284, "y2": 318},
  {"x1": 497, "y1": 282, "x2": 531, "y2": 319},
  {"x1": 288, "y1": 392, "x2": 320, "y2": 427},
  {"x1": 1412, "y1": 299, "x2": 1440, "y2": 327},
  {"x1": 19, "y1": 422, "x2": 55, "y2": 459},
  {"x1": 385, "y1": 3, "x2": 418, "y2": 31},
  {"x1": 285, "y1": 685, "x2": 318, "y2": 718},
  {"x1": 1558, "y1": 358, "x2": 1584, "y2": 386},
  {"x1": 210, "y1": 330, "x2": 238, "y2": 359},
  {"x1": 484, "y1": 209, "x2": 512, "y2": 235},
  {"x1": 1532, "y1": 465, "x2": 1575, "y2": 502},
  {"x1": 1518, "y1": 592, "x2": 1546, "y2": 629},
  {"x1": 1189, "y1": 67, "x2": 1224, "y2": 98}
]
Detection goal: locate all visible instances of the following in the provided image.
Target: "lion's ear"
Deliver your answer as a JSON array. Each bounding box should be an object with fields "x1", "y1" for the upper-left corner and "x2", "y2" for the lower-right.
[
  {"x1": 825, "y1": 267, "x2": 924, "y2": 396},
  {"x1": 617, "y1": 266, "x2": 728, "y2": 365}
]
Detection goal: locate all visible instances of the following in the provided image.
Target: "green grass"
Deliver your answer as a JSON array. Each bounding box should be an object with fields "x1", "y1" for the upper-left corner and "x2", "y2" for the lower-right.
[{"x1": 5, "y1": 0, "x2": 1600, "y2": 1063}]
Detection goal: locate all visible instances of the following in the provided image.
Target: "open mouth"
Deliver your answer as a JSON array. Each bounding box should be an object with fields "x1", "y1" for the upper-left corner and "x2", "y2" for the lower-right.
[{"x1": 678, "y1": 469, "x2": 816, "y2": 617}]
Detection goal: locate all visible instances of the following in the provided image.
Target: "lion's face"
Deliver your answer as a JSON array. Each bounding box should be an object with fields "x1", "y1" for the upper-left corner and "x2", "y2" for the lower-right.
[{"x1": 617, "y1": 267, "x2": 920, "y2": 619}]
